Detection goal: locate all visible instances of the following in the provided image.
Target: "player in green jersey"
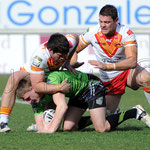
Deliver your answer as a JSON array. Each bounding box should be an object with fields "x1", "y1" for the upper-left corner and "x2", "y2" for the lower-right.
[{"x1": 16, "y1": 70, "x2": 150, "y2": 133}]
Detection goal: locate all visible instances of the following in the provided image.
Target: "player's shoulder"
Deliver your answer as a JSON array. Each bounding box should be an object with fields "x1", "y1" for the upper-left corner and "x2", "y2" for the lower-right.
[
  {"x1": 117, "y1": 23, "x2": 135, "y2": 35},
  {"x1": 32, "y1": 42, "x2": 48, "y2": 58}
]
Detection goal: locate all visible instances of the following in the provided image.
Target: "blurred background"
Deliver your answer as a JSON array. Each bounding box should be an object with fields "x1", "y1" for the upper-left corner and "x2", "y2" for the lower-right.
[{"x1": 0, "y1": 0, "x2": 149, "y2": 74}]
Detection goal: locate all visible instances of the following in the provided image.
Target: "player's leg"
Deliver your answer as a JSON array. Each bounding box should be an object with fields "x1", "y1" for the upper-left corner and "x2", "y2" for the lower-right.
[
  {"x1": 63, "y1": 106, "x2": 86, "y2": 131},
  {"x1": 90, "y1": 105, "x2": 150, "y2": 133},
  {"x1": 89, "y1": 107, "x2": 110, "y2": 132},
  {"x1": 127, "y1": 64, "x2": 150, "y2": 104},
  {"x1": 105, "y1": 94, "x2": 122, "y2": 115},
  {"x1": 144, "y1": 91, "x2": 150, "y2": 104},
  {"x1": 0, "y1": 70, "x2": 29, "y2": 132}
]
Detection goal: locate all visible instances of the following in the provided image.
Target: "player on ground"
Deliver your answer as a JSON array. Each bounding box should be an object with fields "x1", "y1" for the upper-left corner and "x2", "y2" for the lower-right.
[
  {"x1": 0, "y1": 33, "x2": 78, "y2": 132},
  {"x1": 72, "y1": 4, "x2": 150, "y2": 115},
  {"x1": 16, "y1": 70, "x2": 150, "y2": 133}
]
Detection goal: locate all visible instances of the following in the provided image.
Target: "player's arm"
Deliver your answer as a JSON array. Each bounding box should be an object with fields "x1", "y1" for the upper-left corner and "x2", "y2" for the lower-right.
[
  {"x1": 34, "y1": 114, "x2": 44, "y2": 131},
  {"x1": 30, "y1": 73, "x2": 70, "y2": 94},
  {"x1": 89, "y1": 45, "x2": 137, "y2": 71},
  {"x1": 38, "y1": 93, "x2": 68, "y2": 133},
  {"x1": 70, "y1": 36, "x2": 88, "y2": 68},
  {"x1": 61, "y1": 33, "x2": 80, "y2": 73}
]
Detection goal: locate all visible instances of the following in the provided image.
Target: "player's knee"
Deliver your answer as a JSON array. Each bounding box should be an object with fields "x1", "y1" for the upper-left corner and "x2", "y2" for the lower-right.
[
  {"x1": 94, "y1": 124, "x2": 109, "y2": 133},
  {"x1": 138, "y1": 71, "x2": 150, "y2": 87},
  {"x1": 63, "y1": 122, "x2": 77, "y2": 131},
  {"x1": 95, "y1": 126, "x2": 106, "y2": 133}
]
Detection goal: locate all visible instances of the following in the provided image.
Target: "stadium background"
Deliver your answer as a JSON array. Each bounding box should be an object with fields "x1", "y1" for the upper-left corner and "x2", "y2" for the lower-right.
[{"x1": 0, "y1": 0, "x2": 149, "y2": 74}]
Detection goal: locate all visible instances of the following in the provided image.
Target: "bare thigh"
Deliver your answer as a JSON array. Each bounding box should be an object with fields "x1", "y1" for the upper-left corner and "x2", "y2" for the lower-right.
[
  {"x1": 106, "y1": 94, "x2": 122, "y2": 114},
  {"x1": 63, "y1": 106, "x2": 86, "y2": 131},
  {"x1": 127, "y1": 64, "x2": 150, "y2": 89},
  {"x1": 1, "y1": 70, "x2": 29, "y2": 107}
]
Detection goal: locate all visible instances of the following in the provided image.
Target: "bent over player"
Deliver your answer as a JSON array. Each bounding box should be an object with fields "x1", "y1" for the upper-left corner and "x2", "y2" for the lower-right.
[{"x1": 16, "y1": 70, "x2": 150, "y2": 133}]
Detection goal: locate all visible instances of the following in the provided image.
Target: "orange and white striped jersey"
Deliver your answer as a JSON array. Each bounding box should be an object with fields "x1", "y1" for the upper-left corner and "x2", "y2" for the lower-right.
[
  {"x1": 21, "y1": 35, "x2": 77, "y2": 74},
  {"x1": 80, "y1": 23, "x2": 137, "y2": 82}
]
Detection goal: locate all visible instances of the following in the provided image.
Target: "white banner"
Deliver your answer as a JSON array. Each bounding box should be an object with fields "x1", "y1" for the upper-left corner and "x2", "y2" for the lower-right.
[
  {"x1": 0, "y1": 33, "x2": 149, "y2": 74},
  {"x1": 0, "y1": 35, "x2": 24, "y2": 73},
  {"x1": 0, "y1": 0, "x2": 149, "y2": 30}
]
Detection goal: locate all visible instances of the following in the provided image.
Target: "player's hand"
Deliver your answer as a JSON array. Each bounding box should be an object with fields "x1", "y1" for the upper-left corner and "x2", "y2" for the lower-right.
[
  {"x1": 88, "y1": 60, "x2": 107, "y2": 70},
  {"x1": 71, "y1": 62, "x2": 84, "y2": 68},
  {"x1": 61, "y1": 59, "x2": 77, "y2": 74},
  {"x1": 60, "y1": 78, "x2": 71, "y2": 93}
]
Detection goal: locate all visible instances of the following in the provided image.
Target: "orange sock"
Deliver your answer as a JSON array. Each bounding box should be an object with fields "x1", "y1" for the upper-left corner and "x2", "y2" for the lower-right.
[{"x1": 0, "y1": 107, "x2": 12, "y2": 115}]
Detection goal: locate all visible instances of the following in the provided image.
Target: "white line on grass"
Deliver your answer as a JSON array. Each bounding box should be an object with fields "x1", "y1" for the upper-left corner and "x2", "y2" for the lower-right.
[{"x1": 0, "y1": 97, "x2": 29, "y2": 105}]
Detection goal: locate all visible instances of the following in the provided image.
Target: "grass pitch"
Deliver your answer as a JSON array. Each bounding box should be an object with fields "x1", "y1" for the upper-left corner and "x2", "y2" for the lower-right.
[{"x1": 0, "y1": 75, "x2": 150, "y2": 150}]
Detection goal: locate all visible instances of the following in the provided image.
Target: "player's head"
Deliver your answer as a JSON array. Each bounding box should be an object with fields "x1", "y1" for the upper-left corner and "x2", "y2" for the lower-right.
[
  {"x1": 47, "y1": 33, "x2": 70, "y2": 54},
  {"x1": 99, "y1": 5, "x2": 119, "y2": 36},
  {"x1": 16, "y1": 78, "x2": 42, "y2": 104},
  {"x1": 47, "y1": 33, "x2": 70, "y2": 63}
]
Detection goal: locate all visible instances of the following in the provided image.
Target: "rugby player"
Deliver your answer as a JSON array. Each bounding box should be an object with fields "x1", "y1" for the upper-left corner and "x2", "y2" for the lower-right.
[
  {"x1": 0, "y1": 33, "x2": 78, "y2": 132},
  {"x1": 72, "y1": 4, "x2": 150, "y2": 115},
  {"x1": 16, "y1": 70, "x2": 150, "y2": 133}
]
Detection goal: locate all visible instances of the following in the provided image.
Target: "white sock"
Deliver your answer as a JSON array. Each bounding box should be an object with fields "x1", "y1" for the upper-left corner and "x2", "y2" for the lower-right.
[
  {"x1": 144, "y1": 91, "x2": 150, "y2": 104},
  {"x1": 0, "y1": 114, "x2": 9, "y2": 124}
]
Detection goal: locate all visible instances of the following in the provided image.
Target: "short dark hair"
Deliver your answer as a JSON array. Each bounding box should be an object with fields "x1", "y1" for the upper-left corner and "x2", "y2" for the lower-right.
[
  {"x1": 46, "y1": 33, "x2": 69, "y2": 54},
  {"x1": 99, "y1": 5, "x2": 118, "y2": 20}
]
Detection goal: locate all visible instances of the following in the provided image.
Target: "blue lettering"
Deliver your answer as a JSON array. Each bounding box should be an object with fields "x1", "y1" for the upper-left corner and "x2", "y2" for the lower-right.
[
  {"x1": 64, "y1": 6, "x2": 81, "y2": 25},
  {"x1": 117, "y1": 7, "x2": 122, "y2": 24},
  {"x1": 135, "y1": 6, "x2": 150, "y2": 24},
  {"x1": 85, "y1": 6, "x2": 98, "y2": 25},
  {"x1": 38, "y1": 6, "x2": 59, "y2": 25},
  {"x1": 127, "y1": 0, "x2": 130, "y2": 24},
  {"x1": 7, "y1": 0, "x2": 34, "y2": 26}
]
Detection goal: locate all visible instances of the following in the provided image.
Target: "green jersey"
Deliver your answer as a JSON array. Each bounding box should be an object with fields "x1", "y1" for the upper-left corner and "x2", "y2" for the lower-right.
[
  {"x1": 34, "y1": 70, "x2": 89, "y2": 115},
  {"x1": 47, "y1": 70, "x2": 89, "y2": 97}
]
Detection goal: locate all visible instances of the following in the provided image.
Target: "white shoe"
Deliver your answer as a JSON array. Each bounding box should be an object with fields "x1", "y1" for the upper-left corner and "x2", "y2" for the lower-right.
[
  {"x1": 26, "y1": 124, "x2": 37, "y2": 132},
  {"x1": 133, "y1": 105, "x2": 150, "y2": 128},
  {"x1": 0, "y1": 122, "x2": 11, "y2": 133}
]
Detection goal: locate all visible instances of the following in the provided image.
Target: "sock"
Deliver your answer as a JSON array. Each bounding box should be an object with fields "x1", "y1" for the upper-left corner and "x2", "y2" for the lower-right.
[
  {"x1": 143, "y1": 91, "x2": 150, "y2": 104},
  {"x1": 78, "y1": 116, "x2": 92, "y2": 130},
  {"x1": 106, "y1": 108, "x2": 137, "y2": 130},
  {"x1": 142, "y1": 87, "x2": 150, "y2": 104},
  {"x1": 0, "y1": 107, "x2": 12, "y2": 124}
]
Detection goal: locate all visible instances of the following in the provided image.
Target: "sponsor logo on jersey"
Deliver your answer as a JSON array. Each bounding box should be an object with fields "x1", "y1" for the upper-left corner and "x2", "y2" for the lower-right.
[
  {"x1": 127, "y1": 30, "x2": 133, "y2": 35},
  {"x1": 115, "y1": 42, "x2": 123, "y2": 48},
  {"x1": 32, "y1": 56, "x2": 42, "y2": 67}
]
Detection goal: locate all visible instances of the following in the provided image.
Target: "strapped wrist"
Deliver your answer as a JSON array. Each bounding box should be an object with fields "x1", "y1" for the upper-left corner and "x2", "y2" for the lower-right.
[
  {"x1": 56, "y1": 85, "x2": 61, "y2": 92},
  {"x1": 113, "y1": 63, "x2": 116, "y2": 70}
]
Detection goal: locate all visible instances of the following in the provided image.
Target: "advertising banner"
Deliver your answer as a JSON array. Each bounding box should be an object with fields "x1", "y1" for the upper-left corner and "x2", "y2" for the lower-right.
[{"x1": 0, "y1": 0, "x2": 149, "y2": 30}]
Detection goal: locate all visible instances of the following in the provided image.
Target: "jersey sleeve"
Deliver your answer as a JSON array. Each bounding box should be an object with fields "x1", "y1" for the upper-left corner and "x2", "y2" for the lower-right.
[
  {"x1": 66, "y1": 34, "x2": 77, "y2": 53},
  {"x1": 34, "y1": 95, "x2": 53, "y2": 116},
  {"x1": 124, "y1": 28, "x2": 137, "y2": 47},
  {"x1": 47, "y1": 72, "x2": 62, "y2": 85},
  {"x1": 29, "y1": 45, "x2": 47, "y2": 74},
  {"x1": 79, "y1": 25, "x2": 98, "y2": 46}
]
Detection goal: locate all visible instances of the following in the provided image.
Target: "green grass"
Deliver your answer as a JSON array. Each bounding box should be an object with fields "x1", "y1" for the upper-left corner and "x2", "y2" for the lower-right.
[{"x1": 0, "y1": 75, "x2": 150, "y2": 150}]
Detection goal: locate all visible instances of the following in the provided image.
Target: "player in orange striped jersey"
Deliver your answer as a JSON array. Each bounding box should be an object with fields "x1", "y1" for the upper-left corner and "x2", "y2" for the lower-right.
[
  {"x1": 72, "y1": 5, "x2": 150, "y2": 115},
  {"x1": 0, "y1": 33, "x2": 79, "y2": 132}
]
